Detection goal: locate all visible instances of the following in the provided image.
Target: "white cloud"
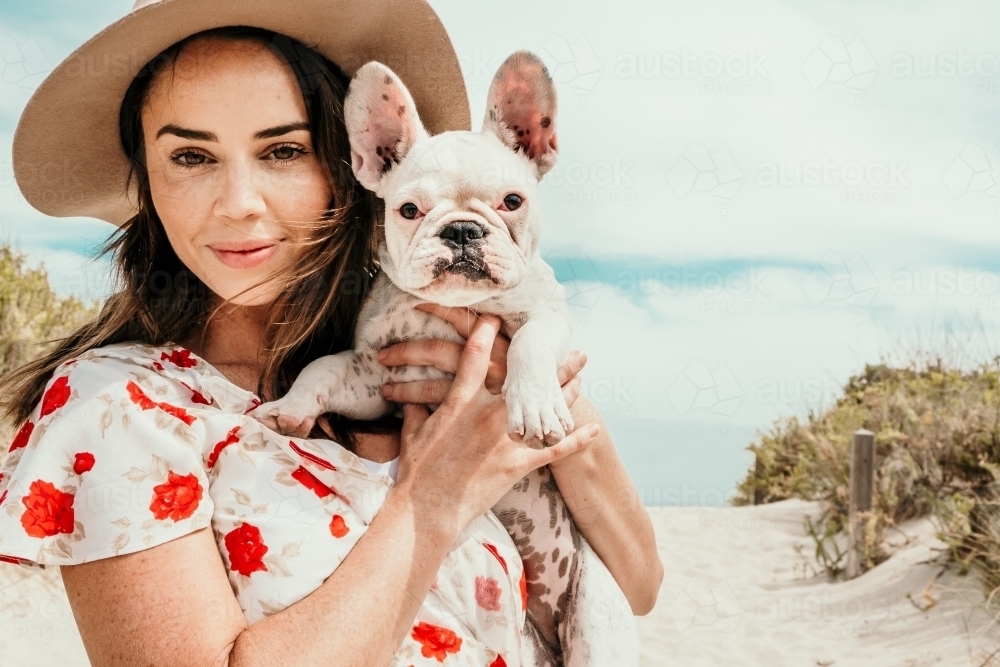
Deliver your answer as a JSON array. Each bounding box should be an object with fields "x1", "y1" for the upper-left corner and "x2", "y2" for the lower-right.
[{"x1": 3, "y1": 0, "x2": 1000, "y2": 500}]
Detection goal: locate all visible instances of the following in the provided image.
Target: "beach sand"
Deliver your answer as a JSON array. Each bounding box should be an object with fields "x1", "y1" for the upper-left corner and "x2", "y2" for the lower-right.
[
  {"x1": 1, "y1": 499, "x2": 996, "y2": 666},
  {"x1": 638, "y1": 500, "x2": 999, "y2": 666}
]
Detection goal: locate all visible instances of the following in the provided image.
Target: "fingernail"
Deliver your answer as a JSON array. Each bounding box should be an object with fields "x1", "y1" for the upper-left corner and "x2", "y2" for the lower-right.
[
  {"x1": 378, "y1": 348, "x2": 388, "y2": 361},
  {"x1": 587, "y1": 424, "x2": 599, "y2": 438}
]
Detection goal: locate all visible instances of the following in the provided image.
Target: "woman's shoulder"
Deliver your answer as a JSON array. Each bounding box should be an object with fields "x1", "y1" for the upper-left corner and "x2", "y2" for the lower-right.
[
  {"x1": 5, "y1": 341, "x2": 263, "y2": 467},
  {"x1": 0, "y1": 341, "x2": 224, "y2": 568},
  {"x1": 40, "y1": 341, "x2": 258, "y2": 416},
  {"x1": 56, "y1": 341, "x2": 210, "y2": 386}
]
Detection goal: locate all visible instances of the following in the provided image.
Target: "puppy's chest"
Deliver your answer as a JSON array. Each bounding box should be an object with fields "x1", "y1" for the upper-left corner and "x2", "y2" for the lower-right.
[{"x1": 354, "y1": 276, "x2": 527, "y2": 350}]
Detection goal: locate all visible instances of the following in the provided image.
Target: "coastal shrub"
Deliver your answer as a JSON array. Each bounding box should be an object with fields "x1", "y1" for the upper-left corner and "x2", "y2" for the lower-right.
[
  {"x1": 0, "y1": 245, "x2": 100, "y2": 436},
  {"x1": 733, "y1": 360, "x2": 1000, "y2": 608}
]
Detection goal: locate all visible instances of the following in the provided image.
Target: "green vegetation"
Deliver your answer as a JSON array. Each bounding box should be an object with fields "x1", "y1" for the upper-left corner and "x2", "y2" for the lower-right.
[
  {"x1": 734, "y1": 361, "x2": 1000, "y2": 609},
  {"x1": 0, "y1": 244, "x2": 100, "y2": 423}
]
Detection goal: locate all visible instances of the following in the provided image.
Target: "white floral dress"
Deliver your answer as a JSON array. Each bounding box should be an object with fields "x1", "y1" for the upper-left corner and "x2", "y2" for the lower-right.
[{"x1": 0, "y1": 342, "x2": 527, "y2": 667}]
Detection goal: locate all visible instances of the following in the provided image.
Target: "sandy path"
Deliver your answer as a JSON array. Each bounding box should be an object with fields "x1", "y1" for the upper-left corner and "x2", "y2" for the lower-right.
[{"x1": 637, "y1": 500, "x2": 999, "y2": 666}]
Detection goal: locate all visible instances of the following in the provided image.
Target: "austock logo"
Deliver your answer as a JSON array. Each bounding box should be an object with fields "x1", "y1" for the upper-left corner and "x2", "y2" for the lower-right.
[{"x1": 0, "y1": 34, "x2": 51, "y2": 92}]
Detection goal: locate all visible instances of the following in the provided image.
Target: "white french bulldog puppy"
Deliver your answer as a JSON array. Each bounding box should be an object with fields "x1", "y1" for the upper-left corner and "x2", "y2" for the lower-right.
[
  {"x1": 252, "y1": 51, "x2": 573, "y2": 444},
  {"x1": 251, "y1": 51, "x2": 638, "y2": 666}
]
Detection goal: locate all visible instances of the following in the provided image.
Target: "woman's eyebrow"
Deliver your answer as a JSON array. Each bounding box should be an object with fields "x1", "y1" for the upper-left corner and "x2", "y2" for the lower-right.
[
  {"x1": 154, "y1": 121, "x2": 310, "y2": 141},
  {"x1": 253, "y1": 121, "x2": 310, "y2": 140}
]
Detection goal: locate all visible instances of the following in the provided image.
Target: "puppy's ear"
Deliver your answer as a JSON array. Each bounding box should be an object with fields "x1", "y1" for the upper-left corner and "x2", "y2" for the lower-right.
[
  {"x1": 482, "y1": 51, "x2": 558, "y2": 178},
  {"x1": 345, "y1": 61, "x2": 429, "y2": 193}
]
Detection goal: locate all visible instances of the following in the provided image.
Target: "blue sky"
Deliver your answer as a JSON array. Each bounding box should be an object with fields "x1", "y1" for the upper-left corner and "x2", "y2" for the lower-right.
[{"x1": 2, "y1": 0, "x2": 1000, "y2": 504}]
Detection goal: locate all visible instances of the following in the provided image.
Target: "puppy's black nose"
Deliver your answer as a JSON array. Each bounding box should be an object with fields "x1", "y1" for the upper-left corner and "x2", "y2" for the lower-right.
[{"x1": 439, "y1": 221, "x2": 486, "y2": 247}]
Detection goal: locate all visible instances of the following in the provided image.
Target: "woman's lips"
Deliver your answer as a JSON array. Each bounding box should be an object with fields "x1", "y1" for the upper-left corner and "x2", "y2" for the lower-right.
[{"x1": 210, "y1": 243, "x2": 280, "y2": 270}]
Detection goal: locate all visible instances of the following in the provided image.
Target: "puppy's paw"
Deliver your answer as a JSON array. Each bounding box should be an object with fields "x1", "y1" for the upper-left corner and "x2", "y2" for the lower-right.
[
  {"x1": 502, "y1": 371, "x2": 575, "y2": 445},
  {"x1": 248, "y1": 398, "x2": 320, "y2": 437}
]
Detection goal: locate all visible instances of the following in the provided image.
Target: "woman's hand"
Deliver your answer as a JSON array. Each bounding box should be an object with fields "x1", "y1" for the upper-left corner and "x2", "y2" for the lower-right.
[
  {"x1": 391, "y1": 313, "x2": 599, "y2": 536},
  {"x1": 377, "y1": 303, "x2": 588, "y2": 418}
]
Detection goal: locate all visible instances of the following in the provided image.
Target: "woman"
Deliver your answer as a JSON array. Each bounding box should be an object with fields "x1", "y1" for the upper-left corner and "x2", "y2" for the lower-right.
[{"x1": 0, "y1": 1, "x2": 662, "y2": 666}]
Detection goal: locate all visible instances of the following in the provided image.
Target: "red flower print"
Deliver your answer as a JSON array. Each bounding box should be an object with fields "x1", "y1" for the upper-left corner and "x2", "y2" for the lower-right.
[
  {"x1": 152, "y1": 361, "x2": 164, "y2": 372},
  {"x1": 181, "y1": 382, "x2": 212, "y2": 405},
  {"x1": 410, "y1": 621, "x2": 462, "y2": 662},
  {"x1": 483, "y1": 542, "x2": 508, "y2": 574},
  {"x1": 73, "y1": 452, "x2": 95, "y2": 475},
  {"x1": 519, "y1": 568, "x2": 528, "y2": 613},
  {"x1": 161, "y1": 348, "x2": 197, "y2": 368},
  {"x1": 155, "y1": 402, "x2": 195, "y2": 426},
  {"x1": 224, "y1": 523, "x2": 269, "y2": 576},
  {"x1": 292, "y1": 466, "x2": 334, "y2": 499},
  {"x1": 126, "y1": 381, "x2": 195, "y2": 426},
  {"x1": 0, "y1": 554, "x2": 22, "y2": 565},
  {"x1": 8, "y1": 421, "x2": 33, "y2": 453},
  {"x1": 207, "y1": 426, "x2": 241, "y2": 468},
  {"x1": 288, "y1": 441, "x2": 337, "y2": 471},
  {"x1": 489, "y1": 655, "x2": 507, "y2": 667},
  {"x1": 149, "y1": 471, "x2": 203, "y2": 521},
  {"x1": 40, "y1": 376, "x2": 71, "y2": 418},
  {"x1": 126, "y1": 380, "x2": 156, "y2": 409},
  {"x1": 475, "y1": 576, "x2": 502, "y2": 612},
  {"x1": 329, "y1": 514, "x2": 349, "y2": 538},
  {"x1": 20, "y1": 480, "x2": 75, "y2": 538},
  {"x1": 0, "y1": 490, "x2": 7, "y2": 506}
]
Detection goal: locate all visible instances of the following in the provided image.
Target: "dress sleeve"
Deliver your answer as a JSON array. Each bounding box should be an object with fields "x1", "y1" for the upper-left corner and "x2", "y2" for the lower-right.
[{"x1": 0, "y1": 354, "x2": 214, "y2": 569}]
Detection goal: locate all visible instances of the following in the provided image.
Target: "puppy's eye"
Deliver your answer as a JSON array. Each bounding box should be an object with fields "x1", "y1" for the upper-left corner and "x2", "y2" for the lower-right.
[
  {"x1": 399, "y1": 203, "x2": 420, "y2": 219},
  {"x1": 502, "y1": 193, "x2": 523, "y2": 211}
]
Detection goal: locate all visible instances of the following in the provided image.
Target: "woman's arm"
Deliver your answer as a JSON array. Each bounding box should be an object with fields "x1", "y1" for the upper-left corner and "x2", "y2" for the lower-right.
[
  {"x1": 376, "y1": 304, "x2": 664, "y2": 616},
  {"x1": 60, "y1": 484, "x2": 459, "y2": 667},
  {"x1": 547, "y1": 394, "x2": 663, "y2": 616}
]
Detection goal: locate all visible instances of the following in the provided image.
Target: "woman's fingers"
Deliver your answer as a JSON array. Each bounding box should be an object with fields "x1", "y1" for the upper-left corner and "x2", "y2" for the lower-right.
[
  {"x1": 378, "y1": 337, "x2": 508, "y2": 393},
  {"x1": 557, "y1": 350, "x2": 588, "y2": 386},
  {"x1": 446, "y1": 314, "x2": 502, "y2": 405},
  {"x1": 562, "y1": 375, "x2": 583, "y2": 408},
  {"x1": 378, "y1": 339, "x2": 464, "y2": 372},
  {"x1": 387, "y1": 372, "x2": 580, "y2": 409},
  {"x1": 415, "y1": 302, "x2": 476, "y2": 338},
  {"x1": 382, "y1": 379, "x2": 451, "y2": 404},
  {"x1": 400, "y1": 402, "x2": 431, "y2": 440},
  {"x1": 523, "y1": 422, "x2": 599, "y2": 470}
]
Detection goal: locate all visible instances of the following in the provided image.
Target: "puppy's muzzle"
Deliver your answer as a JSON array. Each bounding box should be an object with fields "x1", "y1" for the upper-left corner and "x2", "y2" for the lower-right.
[
  {"x1": 438, "y1": 220, "x2": 487, "y2": 249},
  {"x1": 434, "y1": 220, "x2": 492, "y2": 281}
]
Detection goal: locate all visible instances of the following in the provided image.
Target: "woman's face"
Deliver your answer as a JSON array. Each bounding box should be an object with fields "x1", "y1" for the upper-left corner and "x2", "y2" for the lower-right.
[{"x1": 141, "y1": 37, "x2": 333, "y2": 306}]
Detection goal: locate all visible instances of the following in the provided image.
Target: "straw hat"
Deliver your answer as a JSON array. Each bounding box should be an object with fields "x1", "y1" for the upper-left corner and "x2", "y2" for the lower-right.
[{"x1": 11, "y1": 0, "x2": 471, "y2": 226}]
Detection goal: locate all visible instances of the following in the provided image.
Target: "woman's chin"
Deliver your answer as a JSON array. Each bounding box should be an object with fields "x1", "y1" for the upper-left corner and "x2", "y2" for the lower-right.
[{"x1": 209, "y1": 280, "x2": 281, "y2": 307}]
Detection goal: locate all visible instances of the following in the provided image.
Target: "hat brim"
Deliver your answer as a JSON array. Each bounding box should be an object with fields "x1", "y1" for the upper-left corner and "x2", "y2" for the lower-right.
[{"x1": 11, "y1": 0, "x2": 471, "y2": 226}]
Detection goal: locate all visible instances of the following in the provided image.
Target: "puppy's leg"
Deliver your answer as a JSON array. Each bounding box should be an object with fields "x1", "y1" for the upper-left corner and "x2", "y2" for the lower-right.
[
  {"x1": 492, "y1": 466, "x2": 580, "y2": 664},
  {"x1": 249, "y1": 350, "x2": 391, "y2": 434},
  {"x1": 561, "y1": 540, "x2": 639, "y2": 667},
  {"x1": 503, "y1": 307, "x2": 573, "y2": 444}
]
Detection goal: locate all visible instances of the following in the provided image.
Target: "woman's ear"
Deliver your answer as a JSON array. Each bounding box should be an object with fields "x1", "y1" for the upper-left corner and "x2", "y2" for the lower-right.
[
  {"x1": 481, "y1": 50, "x2": 559, "y2": 178},
  {"x1": 344, "y1": 61, "x2": 429, "y2": 194}
]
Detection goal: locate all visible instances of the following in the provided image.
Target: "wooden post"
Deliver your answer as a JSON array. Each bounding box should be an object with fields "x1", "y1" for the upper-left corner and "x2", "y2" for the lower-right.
[
  {"x1": 753, "y1": 454, "x2": 765, "y2": 505},
  {"x1": 846, "y1": 429, "x2": 875, "y2": 579}
]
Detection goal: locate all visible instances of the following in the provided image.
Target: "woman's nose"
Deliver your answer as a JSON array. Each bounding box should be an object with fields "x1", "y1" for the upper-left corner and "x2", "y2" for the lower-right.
[{"x1": 214, "y1": 157, "x2": 267, "y2": 221}]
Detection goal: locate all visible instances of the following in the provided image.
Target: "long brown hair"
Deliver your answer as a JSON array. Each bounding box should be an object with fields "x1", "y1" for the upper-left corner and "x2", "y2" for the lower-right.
[{"x1": 0, "y1": 26, "x2": 395, "y2": 449}]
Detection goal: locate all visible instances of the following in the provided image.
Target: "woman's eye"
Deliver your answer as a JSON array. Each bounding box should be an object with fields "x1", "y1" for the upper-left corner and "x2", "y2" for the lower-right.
[
  {"x1": 400, "y1": 203, "x2": 420, "y2": 219},
  {"x1": 172, "y1": 151, "x2": 207, "y2": 168},
  {"x1": 502, "y1": 193, "x2": 523, "y2": 211},
  {"x1": 271, "y1": 145, "x2": 298, "y2": 160}
]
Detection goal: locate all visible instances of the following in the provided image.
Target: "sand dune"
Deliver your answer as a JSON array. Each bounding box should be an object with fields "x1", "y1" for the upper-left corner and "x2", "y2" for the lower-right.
[
  {"x1": 1, "y1": 500, "x2": 996, "y2": 666},
  {"x1": 638, "y1": 500, "x2": 999, "y2": 666}
]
